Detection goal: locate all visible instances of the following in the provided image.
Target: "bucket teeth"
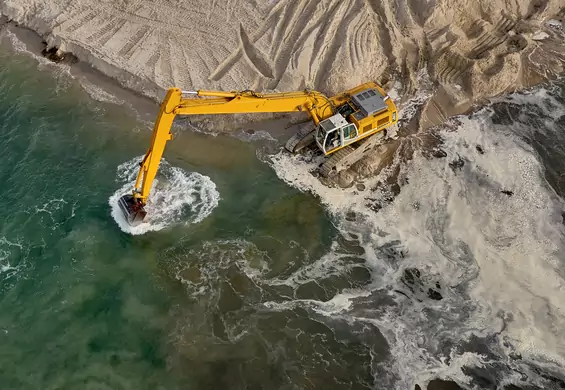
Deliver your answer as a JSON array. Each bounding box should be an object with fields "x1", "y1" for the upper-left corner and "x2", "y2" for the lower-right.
[{"x1": 118, "y1": 194, "x2": 147, "y2": 226}]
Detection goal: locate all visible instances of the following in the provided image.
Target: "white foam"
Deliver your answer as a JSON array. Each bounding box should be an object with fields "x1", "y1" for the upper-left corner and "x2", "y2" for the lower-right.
[
  {"x1": 172, "y1": 239, "x2": 270, "y2": 302},
  {"x1": 398, "y1": 69, "x2": 434, "y2": 124},
  {"x1": 268, "y1": 149, "x2": 379, "y2": 212},
  {"x1": 497, "y1": 83, "x2": 565, "y2": 121},
  {"x1": 266, "y1": 87, "x2": 565, "y2": 388},
  {"x1": 0, "y1": 237, "x2": 28, "y2": 286},
  {"x1": 109, "y1": 156, "x2": 220, "y2": 235},
  {"x1": 546, "y1": 19, "x2": 563, "y2": 30},
  {"x1": 80, "y1": 81, "x2": 124, "y2": 105},
  {"x1": 33, "y1": 197, "x2": 77, "y2": 230},
  {"x1": 235, "y1": 129, "x2": 277, "y2": 143},
  {"x1": 0, "y1": 237, "x2": 22, "y2": 273},
  {"x1": 2, "y1": 28, "x2": 27, "y2": 53},
  {"x1": 1, "y1": 29, "x2": 73, "y2": 92}
]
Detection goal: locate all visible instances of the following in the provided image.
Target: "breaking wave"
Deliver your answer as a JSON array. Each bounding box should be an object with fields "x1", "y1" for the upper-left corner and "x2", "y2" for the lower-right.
[
  {"x1": 79, "y1": 81, "x2": 125, "y2": 105},
  {"x1": 109, "y1": 156, "x2": 220, "y2": 235},
  {"x1": 262, "y1": 82, "x2": 565, "y2": 388},
  {"x1": 0, "y1": 28, "x2": 72, "y2": 93}
]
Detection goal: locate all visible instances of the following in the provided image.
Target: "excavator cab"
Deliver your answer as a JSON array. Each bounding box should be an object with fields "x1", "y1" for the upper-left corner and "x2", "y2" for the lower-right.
[
  {"x1": 314, "y1": 85, "x2": 396, "y2": 156},
  {"x1": 315, "y1": 114, "x2": 358, "y2": 155}
]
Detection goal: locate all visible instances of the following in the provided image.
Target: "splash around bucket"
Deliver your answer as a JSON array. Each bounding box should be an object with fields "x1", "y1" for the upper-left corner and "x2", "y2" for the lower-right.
[{"x1": 109, "y1": 156, "x2": 220, "y2": 235}]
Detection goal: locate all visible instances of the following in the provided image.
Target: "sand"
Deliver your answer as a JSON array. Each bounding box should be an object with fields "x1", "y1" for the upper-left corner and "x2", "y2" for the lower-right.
[{"x1": 0, "y1": 0, "x2": 564, "y2": 179}]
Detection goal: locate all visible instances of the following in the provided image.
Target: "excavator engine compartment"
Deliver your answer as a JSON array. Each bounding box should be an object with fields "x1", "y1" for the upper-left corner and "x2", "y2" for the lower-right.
[{"x1": 118, "y1": 194, "x2": 147, "y2": 226}]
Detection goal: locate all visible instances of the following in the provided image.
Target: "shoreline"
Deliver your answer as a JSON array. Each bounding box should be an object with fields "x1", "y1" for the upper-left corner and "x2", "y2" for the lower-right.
[
  {"x1": 0, "y1": 4, "x2": 564, "y2": 188},
  {"x1": 0, "y1": 19, "x2": 320, "y2": 149},
  {"x1": 2, "y1": 9, "x2": 563, "y2": 132},
  {"x1": 0, "y1": 19, "x2": 160, "y2": 123}
]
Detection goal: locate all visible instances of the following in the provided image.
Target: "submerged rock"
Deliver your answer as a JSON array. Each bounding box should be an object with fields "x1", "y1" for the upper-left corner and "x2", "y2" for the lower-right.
[
  {"x1": 41, "y1": 45, "x2": 76, "y2": 64},
  {"x1": 449, "y1": 157, "x2": 465, "y2": 171},
  {"x1": 400, "y1": 268, "x2": 444, "y2": 302}
]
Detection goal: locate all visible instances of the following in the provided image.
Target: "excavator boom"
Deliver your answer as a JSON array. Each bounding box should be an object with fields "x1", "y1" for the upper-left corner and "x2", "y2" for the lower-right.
[
  {"x1": 118, "y1": 87, "x2": 334, "y2": 225},
  {"x1": 118, "y1": 83, "x2": 398, "y2": 226},
  {"x1": 177, "y1": 90, "x2": 334, "y2": 121}
]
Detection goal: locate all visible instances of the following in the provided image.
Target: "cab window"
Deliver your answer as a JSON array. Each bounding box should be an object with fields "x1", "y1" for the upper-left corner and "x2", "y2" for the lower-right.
[
  {"x1": 342, "y1": 124, "x2": 357, "y2": 141},
  {"x1": 324, "y1": 129, "x2": 341, "y2": 152}
]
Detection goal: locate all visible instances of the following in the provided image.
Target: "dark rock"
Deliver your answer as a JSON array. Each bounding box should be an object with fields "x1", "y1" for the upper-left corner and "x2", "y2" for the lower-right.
[
  {"x1": 501, "y1": 190, "x2": 514, "y2": 196},
  {"x1": 432, "y1": 148, "x2": 447, "y2": 158},
  {"x1": 427, "y1": 379, "x2": 464, "y2": 390},
  {"x1": 403, "y1": 268, "x2": 421, "y2": 285},
  {"x1": 394, "y1": 289, "x2": 411, "y2": 299},
  {"x1": 507, "y1": 35, "x2": 528, "y2": 52},
  {"x1": 449, "y1": 157, "x2": 465, "y2": 171},
  {"x1": 476, "y1": 145, "x2": 485, "y2": 154},
  {"x1": 503, "y1": 385, "x2": 525, "y2": 390},
  {"x1": 509, "y1": 351, "x2": 522, "y2": 360},
  {"x1": 41, "y1": 46, "x2": 77, "y2": 64},
  {"x1": 369, "y1": 202, "x2": 383, "y2": 213},
  {"x1": 337, "y1": 170, "x2": 355, "y2": 188},
  {"x1": 427, "y1": 288, "x2": 443, "y2": 300}
]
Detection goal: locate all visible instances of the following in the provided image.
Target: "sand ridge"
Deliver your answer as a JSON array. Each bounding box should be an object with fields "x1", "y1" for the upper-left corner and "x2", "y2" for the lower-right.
[
  {"x1": 0, "y1": 0, "x2": 564, "y2": 181},
  {"x1": 1, "y1": 1, "x2": 562, "y2": 98}
]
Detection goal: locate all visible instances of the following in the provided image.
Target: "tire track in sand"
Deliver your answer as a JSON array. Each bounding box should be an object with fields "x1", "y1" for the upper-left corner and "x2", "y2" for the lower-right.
[
  {"x1": 313, "y1": 0, "x2": 364, "y2": 88},
  {"x1": 208, "y1": 1, "x2": 288, "y2": 81}
]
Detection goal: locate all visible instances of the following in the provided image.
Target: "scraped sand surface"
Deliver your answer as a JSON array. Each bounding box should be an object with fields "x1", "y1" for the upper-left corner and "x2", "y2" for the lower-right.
[
  {"x1": 1, "y1": 0, "x2": 564, "y2": 175},
  {"x1": 3, "y1": 1, "x2": 564, "y2": 98}
]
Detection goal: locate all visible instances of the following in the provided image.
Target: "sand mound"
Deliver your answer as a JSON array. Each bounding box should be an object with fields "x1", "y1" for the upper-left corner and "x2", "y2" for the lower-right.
[
  {"x1": 1, "y1": 0, "x2": 564, "y2": 180},
  {"x1": 2, "y1": 1, "x2": 563, "y2": 100}
]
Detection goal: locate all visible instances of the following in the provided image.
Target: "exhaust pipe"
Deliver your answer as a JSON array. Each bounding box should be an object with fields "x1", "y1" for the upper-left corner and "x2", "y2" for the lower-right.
[{"x1": 118, "y1": 194, "x2": 147, "y2": 226}]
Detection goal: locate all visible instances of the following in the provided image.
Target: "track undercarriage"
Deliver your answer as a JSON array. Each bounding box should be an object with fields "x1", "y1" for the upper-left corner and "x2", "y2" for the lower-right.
[{"x1": 285, "y1": 128, "x2": 389, "y2": 180}]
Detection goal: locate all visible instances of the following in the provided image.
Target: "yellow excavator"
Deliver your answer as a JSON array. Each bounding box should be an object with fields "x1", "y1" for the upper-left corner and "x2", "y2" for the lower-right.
[{"x1": 118, "y1": 81, "x2": 398, "y2": 225}]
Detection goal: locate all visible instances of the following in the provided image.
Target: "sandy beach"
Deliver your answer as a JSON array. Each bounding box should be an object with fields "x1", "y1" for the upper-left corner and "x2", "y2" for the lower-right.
[
  {"x1": 2, "y1": 0, "x2": 563, "y2": 124},
  {"x1": 1, "y1": 2, "x2": 565, "y2": 390}
]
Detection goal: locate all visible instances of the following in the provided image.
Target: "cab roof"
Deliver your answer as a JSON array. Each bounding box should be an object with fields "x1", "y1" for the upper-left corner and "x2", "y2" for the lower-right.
[{"x1": 327, "y1": 114, "x2": 348, "y2": 129}]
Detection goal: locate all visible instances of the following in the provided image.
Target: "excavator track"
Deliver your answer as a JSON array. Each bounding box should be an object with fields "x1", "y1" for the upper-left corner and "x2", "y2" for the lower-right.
[
  {"x1": 318, "y1": 145, "x2": 355, "y2": 178},
  {"x1": 285, "y1": 127, "x2": 315, "y2": 154},
  {"x1": 317, "y1": 130, "x2": 388, "y2": 178}
]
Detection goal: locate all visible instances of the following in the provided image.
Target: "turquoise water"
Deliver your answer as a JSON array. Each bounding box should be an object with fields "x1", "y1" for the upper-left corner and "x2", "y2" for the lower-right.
[
  {"x1": 3, "y1": 32, "x2": 565, "y2": 390},
  {"x1": 0, "y1": 43, "x2": 344, "y2": 389}
]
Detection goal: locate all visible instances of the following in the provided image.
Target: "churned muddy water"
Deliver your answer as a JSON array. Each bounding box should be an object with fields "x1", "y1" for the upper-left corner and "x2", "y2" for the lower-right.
[{"x1": 1, "y1": 31, "x2": 565, "y2": 390}]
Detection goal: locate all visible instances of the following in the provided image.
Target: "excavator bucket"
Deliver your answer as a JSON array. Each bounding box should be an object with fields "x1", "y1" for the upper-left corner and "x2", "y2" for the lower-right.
[{"x1": 118, "y1": 194, "x2": 147, "y2": 226}]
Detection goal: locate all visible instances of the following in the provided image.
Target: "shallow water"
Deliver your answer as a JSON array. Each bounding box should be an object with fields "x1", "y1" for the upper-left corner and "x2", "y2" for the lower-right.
[
  {"x1": 0, "y1": 36, "x2": 334, "y2": 389},
  {"x1": 1, "y1": 31, "x2": 565, "y2": 390}
]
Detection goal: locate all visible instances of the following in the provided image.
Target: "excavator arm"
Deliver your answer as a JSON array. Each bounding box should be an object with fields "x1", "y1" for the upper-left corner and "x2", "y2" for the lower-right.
[{"x1": 118, "y1": 87, "x2": 334, "y2": 225}]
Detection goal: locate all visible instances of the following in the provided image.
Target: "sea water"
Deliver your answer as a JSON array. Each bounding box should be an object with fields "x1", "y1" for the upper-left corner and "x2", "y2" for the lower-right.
[{"x1": 1, "y1": 29, "x2": 565, "y2": 390}]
